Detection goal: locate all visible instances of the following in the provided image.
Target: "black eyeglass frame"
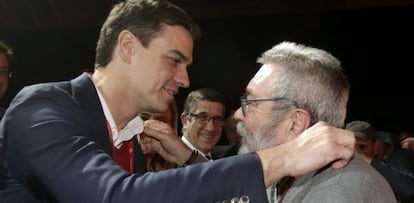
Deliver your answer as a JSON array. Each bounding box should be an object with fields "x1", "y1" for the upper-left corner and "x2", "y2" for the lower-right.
[
  {"x1": 189, "y1": 113, "x2": 225, "y2": 127},
  {"x1": 240, "y1": 96, "x2": 299, "y2": 117}
]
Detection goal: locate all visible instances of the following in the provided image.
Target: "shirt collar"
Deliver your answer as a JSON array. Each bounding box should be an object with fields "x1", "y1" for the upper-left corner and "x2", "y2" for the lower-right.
[
  {"x1": 181, "y1": 136, "x2": 212, "y2": 159},
  {"x1": 95, "y1": 86, "x2": 143, "y2": 148}
]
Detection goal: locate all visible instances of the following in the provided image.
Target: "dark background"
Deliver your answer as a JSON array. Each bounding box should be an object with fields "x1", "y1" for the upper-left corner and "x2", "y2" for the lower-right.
[{"x1": 1, "y1": 0, "x2": 414, "y2": 136}]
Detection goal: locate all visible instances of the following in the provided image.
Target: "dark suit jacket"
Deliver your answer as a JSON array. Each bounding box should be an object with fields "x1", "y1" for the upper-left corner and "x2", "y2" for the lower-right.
[
  {"x1": 372, "y1": 148, "x2": 414, "y2": 201},
  {"x1": 0, "y1": 73, "x2": 267, "y2": 203},
  {"x1": 212, "y1": 143, "x2": 240, "y2": 160}
]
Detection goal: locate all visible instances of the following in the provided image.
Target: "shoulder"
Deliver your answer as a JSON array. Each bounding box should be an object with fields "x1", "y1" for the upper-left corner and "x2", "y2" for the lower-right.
[
  {"x1": 9, "y1": 73, "x2": 95, "y2": 112},
  {"x1": 285, "y1": 156, "x2": 397, "y2": 203},
  {"x1": 315, "y1": 156, "x2": 392, "y2": 187}
]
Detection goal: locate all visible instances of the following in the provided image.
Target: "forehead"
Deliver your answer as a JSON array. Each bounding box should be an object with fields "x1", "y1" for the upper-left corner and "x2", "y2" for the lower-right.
[
  {"x1": 194, "y1": 100, "x2": 224, "y2": 116},
  {"x1": 150, "y1": 24, "x2": 194, "y2": 64},
  {"x1": 247, "y1": 64, "x2": 279, "y2": 97}
]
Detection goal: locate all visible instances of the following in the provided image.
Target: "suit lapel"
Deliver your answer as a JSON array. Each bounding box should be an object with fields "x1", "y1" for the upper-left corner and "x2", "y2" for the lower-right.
[
  {"x1": 70, "y1": 73, "x2": 147, "y2": 174},
  {"x1": 70, "y1": 72, "x2": 112, "y2": 155}
]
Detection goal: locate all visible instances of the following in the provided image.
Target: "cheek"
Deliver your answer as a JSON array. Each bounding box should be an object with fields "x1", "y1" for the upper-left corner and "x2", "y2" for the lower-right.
[
  {"x1": 154, "y1": 65, "x2": 173, "y2": 83},
  {"x1": 243, "y1": 117, "x2": 258, "y2": 132},
  {"x1": 145, "y1": 71, "x2": 161, "y2": 91},
  {"x1": 191, "y1": 125, "x2": 201, "y2": 135},
  {"x1": 185, "y1": 123, "x2": 197, "y2": 134}
]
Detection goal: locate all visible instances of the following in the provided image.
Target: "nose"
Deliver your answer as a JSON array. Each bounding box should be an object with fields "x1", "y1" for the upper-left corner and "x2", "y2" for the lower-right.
[
  {"x1": 203, "y1": 118, "x2": 216, "y2": 131},
  {"x1": 234, "y1": 107, "x2": 244, "y2": 120},
  {"x1": 176, "y1": 66, "x2": 190, "y2": 88}
]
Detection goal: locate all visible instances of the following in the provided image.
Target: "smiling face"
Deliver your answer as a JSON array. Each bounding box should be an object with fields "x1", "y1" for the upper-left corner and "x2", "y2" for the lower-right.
[
  {"x1": 126, "y1": 24, "x2": 194, "y2": 113},
  {"x1": 181, "y1": 100, "x2": 224, "y2": 154}
]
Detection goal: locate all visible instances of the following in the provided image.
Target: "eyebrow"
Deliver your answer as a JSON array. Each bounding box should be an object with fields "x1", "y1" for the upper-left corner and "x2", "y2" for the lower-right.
[
  {"x1": 167, "y1": 50, "x2": 192, "y2": 65},
  {"x1": 243, "y1": 90, "x2": 263, "y2": 100},
  {"x1": 195, "y1": 111, "x2": 224, "y2": 118},
  {"x1": 244, "y1": 90, "x2": 253, "y2": 98}
]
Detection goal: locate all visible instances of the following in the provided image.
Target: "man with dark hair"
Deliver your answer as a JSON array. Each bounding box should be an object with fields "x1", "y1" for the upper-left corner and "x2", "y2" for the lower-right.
[
  {"x1": 0, "y1": 1, "x2": 355, "y2": 202},
  {"x1": 180, "y1": 88, "x2": 226, "y2": 160}
]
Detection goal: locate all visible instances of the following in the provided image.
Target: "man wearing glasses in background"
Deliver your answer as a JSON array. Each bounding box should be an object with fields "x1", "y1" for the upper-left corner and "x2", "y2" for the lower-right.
[
  {"x1": 180, "y1": 88, "x2": 226, "y2": 160},
  {"x1": 0, "y1": 40, "x2": 13, "y2": 119}
]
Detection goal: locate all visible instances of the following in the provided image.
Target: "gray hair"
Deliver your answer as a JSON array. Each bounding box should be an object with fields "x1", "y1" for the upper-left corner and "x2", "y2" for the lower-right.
[{"x1": 257, "y1": 41, "x2": 350, "y2": 128}]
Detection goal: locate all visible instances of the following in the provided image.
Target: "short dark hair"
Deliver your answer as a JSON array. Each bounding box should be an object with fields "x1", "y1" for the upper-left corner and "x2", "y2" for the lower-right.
[
  {"x1": 95, "y1": 0, "x2": 201, "y2": 68},
  {"x1": 182, "y1": 88, "x2": 226, "y2": 116}
]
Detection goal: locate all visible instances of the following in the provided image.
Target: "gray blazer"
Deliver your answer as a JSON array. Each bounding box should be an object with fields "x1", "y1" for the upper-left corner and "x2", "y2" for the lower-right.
[{"x1": 282, "y1": 156, "x2": 397, "y2": 203}]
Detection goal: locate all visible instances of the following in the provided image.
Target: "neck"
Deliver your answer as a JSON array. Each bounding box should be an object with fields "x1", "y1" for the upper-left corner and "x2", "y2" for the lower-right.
[{"x1": 92, "y1": 68, "x2": 138, "y2": 130}]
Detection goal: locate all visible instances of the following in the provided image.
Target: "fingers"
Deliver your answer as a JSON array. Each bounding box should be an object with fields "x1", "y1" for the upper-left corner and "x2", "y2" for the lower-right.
[
  {"x1": 138, "y1": 135, "x2": 176, "y2": 162},
  {"x1": 332, "y1": 127, "x2": 355, "y2": 155},
  {"x1": 294, "y1": 122, "x2": 355, "y2": 174},
  {"x1": 138, "y1": 135, "x2": 159, "y2": 155},
  {"x1": 313, "y1": 122, "x2": 355, "y2": 168},
  {"x1": 310, "y1": 121, "x2": 356, "y2": 150},
  {"x1": 335, "y1": 128, "x2": 356, "y2": 150},
  {"x1": 261, "y1": 121, "x2": 357, "y2": 185},
  {"x1": 329, "y1": 144, "x2": 355, "y2": 169},
  {"x1": 143, "y1": 120, "x2": 176, "y2": 141},
  {"x1": 318, "y1": 123, "x2": 355, "y2": 170},
  {"x1": 331, "y1": 159, "x2": 349, "y2": 169},
  {"x1": 141, "y1": 119, "x2": 191, "y2": 164}
]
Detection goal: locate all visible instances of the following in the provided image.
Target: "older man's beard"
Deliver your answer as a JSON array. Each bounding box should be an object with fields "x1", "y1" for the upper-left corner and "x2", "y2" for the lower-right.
[{"x1": 237, "y1": 121, "x2": 276, "y2": 155}]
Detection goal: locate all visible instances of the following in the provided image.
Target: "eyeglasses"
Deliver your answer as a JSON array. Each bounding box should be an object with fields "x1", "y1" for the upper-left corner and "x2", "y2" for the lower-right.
[
  {"x1": 189, "y1": 113, "x2": 225, "y2": 127},
  {"x1": 0, "y1": 68, "x2": 12, "y2": 78},
  {"x1": 240, "y1": 96, "x2": 299, "y2": 117}
]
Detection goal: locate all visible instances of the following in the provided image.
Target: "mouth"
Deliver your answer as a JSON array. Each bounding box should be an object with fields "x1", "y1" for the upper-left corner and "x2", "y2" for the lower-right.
[
  {"x1": 163, "y1": 87, "x2": 178, "y2": 96},
  {"x1": 201, "y1": 134, "x2": 219, "y2": 139}
]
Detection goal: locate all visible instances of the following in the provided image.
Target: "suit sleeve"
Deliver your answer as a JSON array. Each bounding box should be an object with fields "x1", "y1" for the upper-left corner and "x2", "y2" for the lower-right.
[{"x1": 5, "y1": 85, "x2": 268, "y2": 203}]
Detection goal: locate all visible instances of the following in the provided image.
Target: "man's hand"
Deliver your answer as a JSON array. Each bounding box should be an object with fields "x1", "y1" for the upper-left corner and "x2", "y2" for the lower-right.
[
  {"x1": 257, "y1": 121, "x2": 355, "y2": 186},
  {"x1": 140, "y1": 119, "x2": 192, "y2": 165}
]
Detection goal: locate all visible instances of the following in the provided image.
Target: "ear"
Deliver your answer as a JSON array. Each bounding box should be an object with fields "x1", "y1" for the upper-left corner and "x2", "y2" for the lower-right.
[
  {"x1": 117, "y1": 30, "x2": 137, "y2": 64},
  {"x1": 180, "y1": 113, "x2": 190, "y2": 136},
  {"x1": 180, "y1": 113, "x2": 188, "y2": 128},
  {"x1": 290, "y1": 109, "x2": 312, "y2": 136}
]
